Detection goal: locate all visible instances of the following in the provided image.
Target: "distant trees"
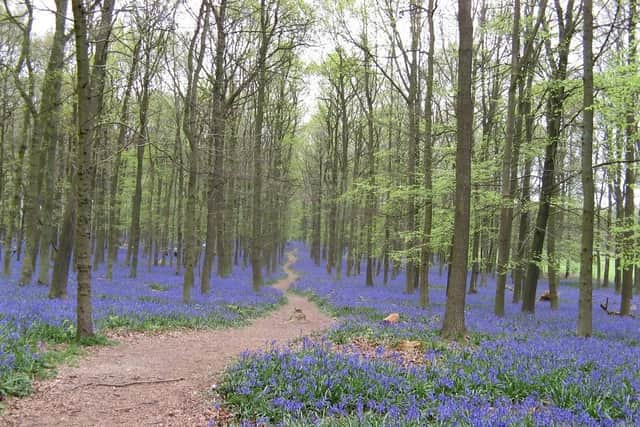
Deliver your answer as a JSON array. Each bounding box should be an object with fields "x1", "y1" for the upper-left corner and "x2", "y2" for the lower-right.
[
  {"x1": 0, "y1": 0, "x2": 306, "y2": 335},
  {"x1": 494, "y1": 0, "x2": 546, "y2": 317},
  {"x1": 0, "y1": 0, "x2": 638, "y2": 341},
  {"x1": 300, "y1": 0, "x2": 638, "y2": 337}
]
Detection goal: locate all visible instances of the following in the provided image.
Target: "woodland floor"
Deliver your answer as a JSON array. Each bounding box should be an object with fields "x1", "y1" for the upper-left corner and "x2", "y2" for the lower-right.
[{"x1": 0, "y1": 252, "x2": 333, "y2": 426}]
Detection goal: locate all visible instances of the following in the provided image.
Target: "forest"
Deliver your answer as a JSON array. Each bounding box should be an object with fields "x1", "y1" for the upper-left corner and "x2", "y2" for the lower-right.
[{"x1": 0, "y1": 0, "x2": 639, "y2": 425}]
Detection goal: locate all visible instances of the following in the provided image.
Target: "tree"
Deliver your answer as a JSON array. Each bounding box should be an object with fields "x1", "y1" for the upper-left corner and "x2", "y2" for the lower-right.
[
  {"x1": 127, "y1": 0, "x2": 173, "y2": 279},
  {"x1": 522, "y1": 0, "x2": 576, "y2": 313},
  {"x1": 418, "y1": 0, "x2": 436, "y2": 307},
  {"x1": 181, "y1": 1, "x2": 210, "y2": 303},
  {"x1": 201, "y1": 0, "x2": 229, "y2": 294},
  {"x1": 578, "y1": 0, "x2": 594, "y2": 337},
  {"x1": 106, "y1": 39, "x2": 141, "y2": 281},
  {"x1": 620, "y1": 0, "x2": 636, "y2": 316},
  {"x1": 3, "y1": 0, "x2": 37, "y2": 285},
  {"x1": 34, "y1": 0, "x2": 69, "y2": 286},
  {"x1": 359, "y1": 12, "x2": 377, "y2": 287},
  {"x1": 250, "y1": 0, "x2": 271, "y2": 290},
  {"x1": 250, "y1": 0, "x2": 310, "y2": 290},
  {"x1": 441, "y1": 0, "x2": 472, "y2": 338},
  {"x1": 70, "y1": 0, "x2": 116, "y2": 339},
  {"x1": 494, "y1": 0, "x2": 547, "y2": 316}
]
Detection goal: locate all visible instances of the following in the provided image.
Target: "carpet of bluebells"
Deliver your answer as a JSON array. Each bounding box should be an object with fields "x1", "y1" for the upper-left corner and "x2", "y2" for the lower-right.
[
  {"x1": 221, "y1": 242, "x2": 640, "y2": 426},
  {"x1": 0, "y1": 249, "x2": 284, "y2": 397}
]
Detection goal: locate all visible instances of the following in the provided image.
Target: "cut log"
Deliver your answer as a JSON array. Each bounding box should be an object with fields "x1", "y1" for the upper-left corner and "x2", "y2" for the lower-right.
[
  {"x1": 539, "y1": 290, "x2": 552, "y2": 301},
  {"x1": 383, "y1": 313, "x2": 400, "y2": 324}
]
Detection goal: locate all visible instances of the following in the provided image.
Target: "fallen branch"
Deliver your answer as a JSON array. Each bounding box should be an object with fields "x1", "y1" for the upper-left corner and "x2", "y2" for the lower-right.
[
  {"x1": 600, "y1": 298, "x2": 636, "y2": 318},
  {"x1": 81, "y1": 377, "x2": 185, "y2": 389}
]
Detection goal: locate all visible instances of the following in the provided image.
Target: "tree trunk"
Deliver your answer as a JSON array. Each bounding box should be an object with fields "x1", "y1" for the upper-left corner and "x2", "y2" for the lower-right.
[
  {"x1": 201, "y1": 1, "x2": 228, "y2": 292},
  {"x1": 494, "y1": 0, "x2": 521, "y2": 316},
  {"x1": 181, "y1": 2, "x2": 209, "y2": 302},
  {"x1": 620, "y1": 0, "x2": 636, "y2": 316},
  {"x1": 442, "y1": 0, "x2": 472, "y2": 338},
  {"x1": 522, "y1": 0, "x2": 574, "y2": 313},
  {"x1": 547, "y1": 205, "x2": 559, "y2": 309},
  {"x1": 251, "y1": 0, "x2": 272, "y2": 291},
  {"x1": 19, "y1": 0, "x2": 69, "y2": 285},
  {"x1": 147, "y1": 150, "x2": 157, "y2": 272},
  {"x1": 37, "y1": 0, "x2": 69, "y2": 285},
  {"x1": 106, "y1": 41, "x2": 140, "y2": 280},
  {"x1": 174, "y1": 110, "x2": 184, "y2": 275},
  {"x1": 49, "y1": 172, "x2": 76, "y2": 299},
  {"x1": 183, "y1": 146, "x2": 198, "y2": 303},
  {"x1": 419, "y1": 0, "x2": 436, "y2": 307},
  {"x1": 129, "y1": 84, "x2": 150, "y2": 279},
  {"x1": 495, "y1": 0, "x2": 546, "y2": 315},
  {"x1": 70, "y1": 0, "x2": 115, "y2": 339},
  {"x1": 404, "y1": 0, "x2": 421, "y2": 294},
  {"x1": 512, "y1": 71, "x2": 534, "y2": 303},
  {"x1": 577, "y1": 0, "x2": 594, "y2": 336},
  {"x1": 3, "y1": 110, "x2": 28, "y2": 277}
]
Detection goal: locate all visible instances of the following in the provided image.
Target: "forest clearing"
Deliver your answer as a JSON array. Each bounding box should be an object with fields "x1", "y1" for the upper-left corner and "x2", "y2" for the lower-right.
[{"x1": 0, "y1": 0, "x2": 639, "y2": 425}]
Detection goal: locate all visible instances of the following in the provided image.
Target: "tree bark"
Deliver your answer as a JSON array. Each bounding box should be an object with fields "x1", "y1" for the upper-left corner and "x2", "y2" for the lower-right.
[
  {"x1": 495, "y1": 0, "x2": 547, "y2": 315},
  {"x1": 578, "y1": 0, "x2": 594, "y2": 335},
  {"x1": 70, "y1": 0, "x2": 115, "y2": 339},
  {"x1": 522, "y1": 0, "x2": 575, "y2": 313},
  {"x1": 404, "y1": 0, "x2": 421, "y2": 294},
  {"x1": 442, "y1": 0, "x2": 472, "y2": 338},
  {"x1": 128, "y1": 86, "x2": 149, "y2": 279},
  {"x1": 106, "y1": 41, "x2": 140, "y2": 280},
  {"x1": 201, "y1": 1, "x2": 228, "y2": 293},
  {"x1": 620, "y1": 0, "x2": 636, "y2": 316},
  {"x1": 49, "y1": 171, "x2": 76, "y2": 299},
  {"x1": 3, "y1": 110, "x2": 28, "y2": 277},
  {"x1": 419, "y1": 0, "x2": 436, "y2": 307},
  {"x1": 512, "y1": 70, "x2": 534, "y2": 304},
  {"x1": 19, "y1": 0, "x2": 69, "y2": 285},
  {"x1": 182, "y1": 2, "x2": 209, "y2": 303},
  {"x1": 547, "y1": 205, "x2": 559, "y2": 309},
  {"x1": 494, "y1": 0, "x2": 521, "y2": 316}
]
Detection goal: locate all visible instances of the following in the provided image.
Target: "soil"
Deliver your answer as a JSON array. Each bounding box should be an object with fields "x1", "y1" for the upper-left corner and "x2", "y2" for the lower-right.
[{"x1": 1, "y1": 252, "x2": 333, "y2": 426}]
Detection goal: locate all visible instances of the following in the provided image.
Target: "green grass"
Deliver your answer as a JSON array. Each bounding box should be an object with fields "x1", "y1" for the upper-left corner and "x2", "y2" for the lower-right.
[
  {"x1": 291, "y1": 289, "x2": 381, "y2": 319},
  {"x1": 0, "y1": 322, "x2": 110, "y2": 400},
  {"x1": 149, "y1": 283, "x2": 170, "y2": 292},
  {"x1": 0, "y1": 297, "x2": 286, "y2": 402},
  {"x1": 98, "y1": 299, "x2": 286, "y2": 333}
]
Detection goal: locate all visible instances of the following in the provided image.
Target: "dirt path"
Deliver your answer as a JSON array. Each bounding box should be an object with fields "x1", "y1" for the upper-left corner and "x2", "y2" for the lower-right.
[{"x1": 1, "y1": 252, "x2": 332, "y2": 426}]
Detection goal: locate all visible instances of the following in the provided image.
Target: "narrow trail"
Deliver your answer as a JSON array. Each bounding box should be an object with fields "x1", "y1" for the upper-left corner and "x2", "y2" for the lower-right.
[{"x1": 2, "y1": 252, "x2": 333, "y2": 426}]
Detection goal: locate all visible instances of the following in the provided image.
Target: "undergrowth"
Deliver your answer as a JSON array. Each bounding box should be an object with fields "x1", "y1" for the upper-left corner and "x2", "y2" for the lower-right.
[{"x1": 0, "y1": 294, "x2": 285, "y2": 401}]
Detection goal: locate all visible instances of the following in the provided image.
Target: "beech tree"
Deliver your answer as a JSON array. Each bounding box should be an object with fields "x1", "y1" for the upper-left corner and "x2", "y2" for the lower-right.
[
  {"x1": 441, "y1": 0, "x2": 472, "y2": 338},
  {"x1": 578, "y1": 0, "x2": 594, "y2": 337},
  {"x1": 522, "y1": 0, "x2": 577, "y2": 313},
  {"x1": 1, "y1": 0, "x2": 638, "y2": 344},
  {"x1": 70, "y1": 0, "x2": 116, "y2": 339}
]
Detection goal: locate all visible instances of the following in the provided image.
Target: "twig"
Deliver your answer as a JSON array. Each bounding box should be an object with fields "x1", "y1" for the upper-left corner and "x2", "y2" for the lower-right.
[{"x1": 79, "y1": 377, "x2": 185, "y2": 389}]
